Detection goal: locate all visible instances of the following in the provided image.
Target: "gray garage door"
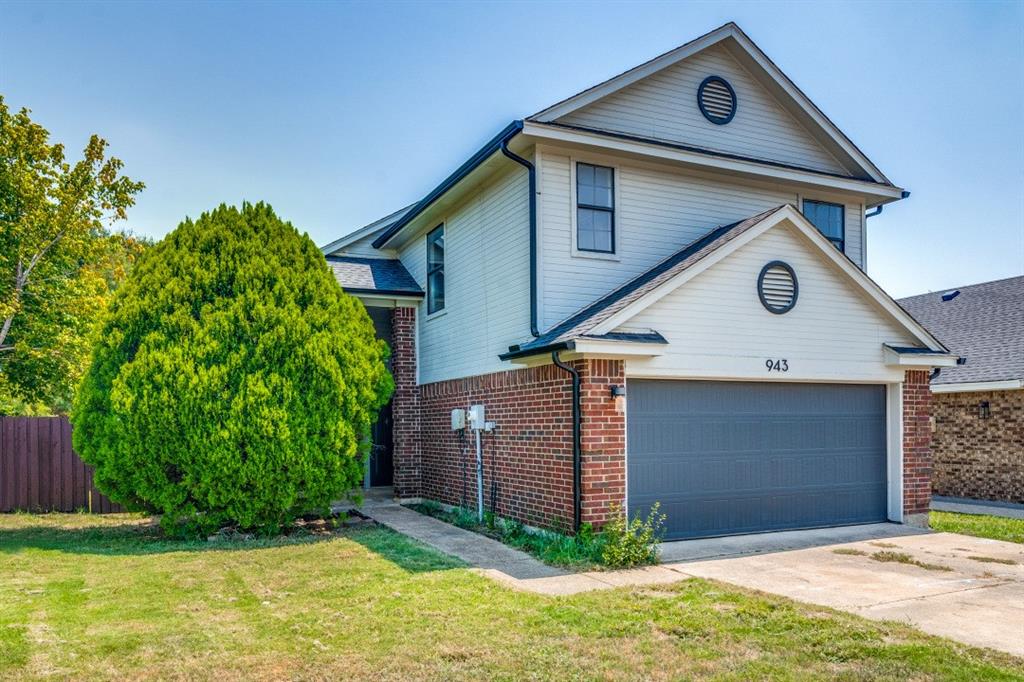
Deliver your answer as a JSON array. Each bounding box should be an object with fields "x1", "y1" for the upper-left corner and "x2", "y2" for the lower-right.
[{"x1": 627, "y1": 380, "x2": 887, "y2": 540}]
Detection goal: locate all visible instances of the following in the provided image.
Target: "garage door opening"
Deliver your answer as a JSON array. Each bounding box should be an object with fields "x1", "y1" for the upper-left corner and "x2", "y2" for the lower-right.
[{"x1": 627, "y1": 380, "x2": 887, "y2": 541}]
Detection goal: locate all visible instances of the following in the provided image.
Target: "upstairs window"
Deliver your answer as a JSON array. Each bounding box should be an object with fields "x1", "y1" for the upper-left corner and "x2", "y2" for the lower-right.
[
  {"x1": 576, "y1": 163, "x2": 615, "y2": 253},
  {"x1": 803, "y1": 200, "x2": 845, "y2": 252},
  {"x1": 426, "y1": 224, "x2": 445, "y2": 314}
]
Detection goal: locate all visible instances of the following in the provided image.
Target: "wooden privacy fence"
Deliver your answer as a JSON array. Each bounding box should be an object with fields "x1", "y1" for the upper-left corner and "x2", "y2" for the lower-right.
[{"x1": 0, "y1": 416, "x2": 123, "y2": 513}]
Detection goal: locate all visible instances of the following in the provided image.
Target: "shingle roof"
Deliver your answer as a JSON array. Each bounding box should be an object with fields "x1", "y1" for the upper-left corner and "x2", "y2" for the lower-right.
[
  {"x1": 326, "y1": 256, "x2": 423, "y2": 296},
  {"x1": 504, "y1": 206, "x2": 786, "y2": 358},
  {"x1": 898, "y1": 276, "x2": 1024, "y2": 385}
]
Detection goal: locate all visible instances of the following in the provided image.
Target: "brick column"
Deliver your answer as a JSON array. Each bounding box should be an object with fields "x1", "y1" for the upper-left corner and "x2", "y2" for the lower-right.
[
  {"x1": 902, "y1": 369, "x2": 933, "y2": 525},
  {"x1": 578, "y1": 358, "x2": 626, "y2": 528},
  {"x1": 390, "y1": 306, "x2": 420, "y2": 499}
]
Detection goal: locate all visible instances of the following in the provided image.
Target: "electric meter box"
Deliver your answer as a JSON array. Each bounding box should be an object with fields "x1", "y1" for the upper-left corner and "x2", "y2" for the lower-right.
[
  {"x1": 450, "y1": 408, "x2": 466, "y2": 431},
  {"x1": 468, "y1": 404, "x2": 486, "y2": 431}
]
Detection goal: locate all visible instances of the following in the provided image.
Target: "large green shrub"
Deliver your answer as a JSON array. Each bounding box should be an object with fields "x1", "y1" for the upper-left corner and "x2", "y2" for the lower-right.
[{"x1": 72, "y1": 203, "x2": 392, "y2": 536}]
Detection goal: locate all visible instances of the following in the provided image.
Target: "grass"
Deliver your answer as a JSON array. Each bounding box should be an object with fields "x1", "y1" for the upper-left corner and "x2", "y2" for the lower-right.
[
  {"x1": 407, "y1": 501, "x2": 609, "y2": 569},
  {"x1": 869, "y1": 550, "x2": 952, "y2": 572},
  {"x1": 968, "y1": 556, "x2": 1017, "y2": 565},
  {"x1": 1, "y1": 514, "x2": 1023, "y2": 680},
  {"x1": 931, "y1": 510, "x2": 1024, "y2": 544},
  {"x1": 832, "y1": 548, "x2": 867, "y2": 556}
]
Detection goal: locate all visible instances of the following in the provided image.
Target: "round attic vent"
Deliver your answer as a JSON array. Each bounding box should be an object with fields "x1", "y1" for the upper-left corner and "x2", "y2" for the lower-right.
[
  {"x1": 698, "y1": 76, "x2": 737, "y2": 125},
  {"x1": 758, "y1": 261, "x2": 798, "y2": 314}
]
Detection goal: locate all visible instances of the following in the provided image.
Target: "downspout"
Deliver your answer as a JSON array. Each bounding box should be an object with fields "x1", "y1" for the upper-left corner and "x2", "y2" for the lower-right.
[
  {"x1": 551, "y1": 350, "x2": 581, "y2": 533},
  {"x1": 500, "y1": 136, "x2": 540, "y2": 338}
]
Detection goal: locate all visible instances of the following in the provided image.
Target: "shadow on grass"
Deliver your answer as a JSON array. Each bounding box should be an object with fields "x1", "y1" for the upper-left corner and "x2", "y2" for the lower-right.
[
  {"x1": 0, "y1": 514, "x2": 466, "y2": 574},
  {"x1": 347, "y1": 525, "x2": 467, "y2": 574},
  {"x1": 0, "y1": 513, "x2": 350, "y2": 557}
]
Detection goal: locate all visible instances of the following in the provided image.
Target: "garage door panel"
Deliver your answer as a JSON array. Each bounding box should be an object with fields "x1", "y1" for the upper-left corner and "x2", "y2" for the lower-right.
[
  {"x1": 631, "y1": 444, "x2": 885, "y2": 495},
  {"x1": 627, "y1": 380, "x2": 887, "y2": 540},
  {"x1": 633, "y1": 483, "x2": 887, "y2": 538}
]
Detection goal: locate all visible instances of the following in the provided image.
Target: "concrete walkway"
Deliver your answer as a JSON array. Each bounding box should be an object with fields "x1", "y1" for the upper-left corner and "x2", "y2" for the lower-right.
[
  {"x1": 353, "y1": 491, "x2": 564, "y2": 580},
  {"x1": 673, "y1": 532, "x2": 1024, "y2": 657},
  {"x1": 932, "y1": 495, "x2": 1024, "y2": 520}
]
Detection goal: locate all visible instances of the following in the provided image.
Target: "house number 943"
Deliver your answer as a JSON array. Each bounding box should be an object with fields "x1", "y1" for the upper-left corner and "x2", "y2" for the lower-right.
[{"x1": 766, "y1": 359, "x2": 789, "y2": 372}]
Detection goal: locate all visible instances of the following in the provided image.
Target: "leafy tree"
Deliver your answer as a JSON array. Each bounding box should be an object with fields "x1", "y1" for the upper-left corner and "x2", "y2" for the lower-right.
[
  {"x1": 72, "y1": 203, "x2": 393, "y2": 536},
  {"x1": 0, "y1": 96, "x2": 144, "y2": 411}
]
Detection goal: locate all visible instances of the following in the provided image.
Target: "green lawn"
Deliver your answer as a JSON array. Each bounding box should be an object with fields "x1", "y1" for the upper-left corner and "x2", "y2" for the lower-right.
[
  {"x1": 1, "y1": 514, "x2": 1022, "y2": 680},
  {"x1": 931, "y1": 510, "x2": 1024, "y2": 544}
]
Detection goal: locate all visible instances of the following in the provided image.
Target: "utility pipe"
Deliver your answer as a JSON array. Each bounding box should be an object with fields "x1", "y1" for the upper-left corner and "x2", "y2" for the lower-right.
[
  {"x1": 475, "y1": 428, "x2": 484, "y2": 523},
  {"x1": 551, "y1": 350, "x2": 582, "y2": 533}
]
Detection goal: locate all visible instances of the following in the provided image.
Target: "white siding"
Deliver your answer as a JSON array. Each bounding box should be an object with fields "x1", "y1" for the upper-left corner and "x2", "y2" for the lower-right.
[
  {"x1": 622, "y1": 223, "x2": 918, "y2": 383},
  {"x1": 844, "y1": 202, "x2": 864, "y2": 269},
  {"x1": 398, "y1": 165, "x2": 531, "y2": 385},
  {"x1": 539, "y1": 147, "x2": 799, "y2": 329},
  {"x1": 557, "y1": 43, "x2": 848, "y2": 176}
]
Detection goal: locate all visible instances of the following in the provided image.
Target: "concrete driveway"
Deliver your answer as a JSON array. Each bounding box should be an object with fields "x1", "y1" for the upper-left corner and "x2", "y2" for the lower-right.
[{"x1": 668, "y1": 531, "x2": 1024, "y2": 657}]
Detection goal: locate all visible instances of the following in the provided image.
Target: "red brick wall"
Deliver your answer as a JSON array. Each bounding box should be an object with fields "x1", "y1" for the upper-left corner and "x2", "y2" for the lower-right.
[
  {"x1": 903, "y1": 369, "x2": 933, "y2": 517},
  {"x1": 932, "y1": 389, "x2": 1024, "y2": 504},
  {"x1": 390, "y1": 307, "x2": 420, "y2": 498},
  {"x1": 579, "y1": 359, "x2": 626, "y2": 527},
  {"x1": 415, "y1": 359, "x2": 626, "y2": 530}
]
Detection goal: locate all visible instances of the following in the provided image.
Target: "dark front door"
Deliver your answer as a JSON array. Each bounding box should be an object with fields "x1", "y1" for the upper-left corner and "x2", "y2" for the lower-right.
[
  {"x1": 369, "y1": 401, "x2": 393, "y2": 486},
  {"x1": 365, "y1": 305, "x2": 395, "y2": 488},
  {"x1": 627, "y1": 380, "x2": 888, "y2": 540}
]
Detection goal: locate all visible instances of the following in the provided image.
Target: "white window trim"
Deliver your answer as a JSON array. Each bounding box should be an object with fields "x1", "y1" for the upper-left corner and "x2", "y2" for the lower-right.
[
  {"x1": 425, "y1": 222, "x2": 446, "y2": 320},
  {"x1": 799, "y1": 195, "x2": 846, "y2": 253},
  {"x1": 569, "y1": 156, "x2": 622, "y2": 261}
]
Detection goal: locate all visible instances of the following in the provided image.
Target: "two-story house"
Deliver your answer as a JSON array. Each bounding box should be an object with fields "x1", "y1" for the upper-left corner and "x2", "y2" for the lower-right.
[{"x1": 321, "y1": 23, "x2": 957, "y2": 540}]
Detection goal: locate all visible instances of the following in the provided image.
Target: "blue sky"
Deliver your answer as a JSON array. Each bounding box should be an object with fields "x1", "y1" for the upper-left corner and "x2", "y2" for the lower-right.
[{"x1": 2, "y1": 0, "x2": 1021, "y2": 298}]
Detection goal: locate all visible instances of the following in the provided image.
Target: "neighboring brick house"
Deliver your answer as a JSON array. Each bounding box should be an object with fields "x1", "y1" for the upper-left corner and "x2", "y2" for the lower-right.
[
  {"x1": 899, "y1": 276, "x2": 1024, "y2": 504},
  {"x1": 321, "y1": 23, "x2": 958, "y2": 539}
]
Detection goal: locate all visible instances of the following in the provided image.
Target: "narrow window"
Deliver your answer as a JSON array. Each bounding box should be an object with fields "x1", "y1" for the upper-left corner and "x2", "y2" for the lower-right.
[
  {"x1": 576, "y1": 162, "x2": 615, "y2": 253},
  {"x1": 802, "y1": 200, "x2": 845, "y2": 252},
  {"x1": 426, "y1": 224, "x2": 445, "y2": 314}
]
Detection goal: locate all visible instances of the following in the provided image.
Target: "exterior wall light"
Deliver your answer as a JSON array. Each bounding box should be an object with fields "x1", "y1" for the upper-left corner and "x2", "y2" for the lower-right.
[
  {"x1": 978, "y1": 401, "x2": 991, "y2": 419},
  {"x1": 610, "y1": 385, "x2": 626, "y2": 413}
]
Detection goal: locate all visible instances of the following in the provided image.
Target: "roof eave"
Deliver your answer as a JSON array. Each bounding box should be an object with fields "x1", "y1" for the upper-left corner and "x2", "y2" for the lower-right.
[
  {"x1": 320, "y1": 203, "x2": 415, "y2": 255},
  {"x1": 372, "y1": 120, "x2": 524, "y2": 249},
  {"x1": 882, "y1": 344, "x2": 961, "y2": 368},
  {"x1": 521, "y1": 121, "x2": 904, "y2": 202},
  {"x1": 343, "y1": 287, "x2": 424, "y2": 298}
]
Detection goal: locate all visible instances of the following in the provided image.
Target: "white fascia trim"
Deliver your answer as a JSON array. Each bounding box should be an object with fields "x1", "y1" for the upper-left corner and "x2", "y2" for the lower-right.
[
  {"x1": 352, "y1": 293, "x2": 422, "y2": 306},
  {"x1": 883, "y1": 346, "x2": 960, "y2": 368},
  {"x1": 521, "y1": 122, "x2": 903, "y2": 202},
  {"x1": 503, "y1": 340, "x2": 665, "y2": 365},
  {"x1": 590, "y1": 205, "x2": 946, "y2": 352},
  {"x1": 572, "y1": 340, "x2": 666, "y2": 357},
  {"x1": 931, "y1": 379, "x2": 1024, "y2": 394},
  {"x1": 530, "y1": 23, "x2": 888, "y2": 184}
]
